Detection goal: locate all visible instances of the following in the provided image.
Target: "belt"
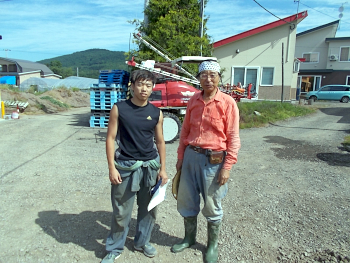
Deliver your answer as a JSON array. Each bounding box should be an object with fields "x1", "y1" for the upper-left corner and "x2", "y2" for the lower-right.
[{"x1": 189, "y1": 145, "x2": 209, "y2": 155}]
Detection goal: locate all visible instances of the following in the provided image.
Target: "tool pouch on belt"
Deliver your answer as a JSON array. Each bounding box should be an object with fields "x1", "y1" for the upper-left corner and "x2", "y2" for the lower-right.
[{"x1": 208, "y1": 150, "x2": 225, "y2": 164}]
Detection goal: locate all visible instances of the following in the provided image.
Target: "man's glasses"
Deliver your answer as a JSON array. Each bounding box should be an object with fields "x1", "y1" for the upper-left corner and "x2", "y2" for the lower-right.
[{"x1": 199, "y1": 72, "x2": 219, "y2": 80}]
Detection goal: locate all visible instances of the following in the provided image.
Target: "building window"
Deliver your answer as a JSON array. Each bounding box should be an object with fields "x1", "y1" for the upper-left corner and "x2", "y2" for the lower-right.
[
  {"x1": 302, "y1": 52, "x2": 319, "y2": 63},
  {"x1": 346, "y1": 75, "x2": 350, "y2": 85},
  {"x1": 0, "y1": 64, "x2": 7, "y2": 72},
  {"x1": 340, "y1": 47, "x2": 350, "y2": 62},
  {"x1": 231, "y1": 67, "x2": 259, "y2": 88},
  {"x1": 233, "y1": 67, "x2": 245, "y2": 86},
  {"x1": 261, "y1": 67, "x2": 274, "y2": 86},
  {"x1": 8, "y1": 64, "x2": 17, "y2": 72}
]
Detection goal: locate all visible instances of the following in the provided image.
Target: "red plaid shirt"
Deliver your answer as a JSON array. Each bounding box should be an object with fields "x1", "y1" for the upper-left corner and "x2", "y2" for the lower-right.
[{"x1": 177, "y1": 89, "x2": 241, "y2": 170}]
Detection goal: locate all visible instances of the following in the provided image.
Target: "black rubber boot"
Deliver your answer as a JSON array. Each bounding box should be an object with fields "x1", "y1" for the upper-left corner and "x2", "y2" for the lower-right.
[
  {"x1": 171, "y1": 216, "x2": 197, "y2": 253},
  {"x1": 205, "y1": 221, "x2": 221, "y2": 263}
]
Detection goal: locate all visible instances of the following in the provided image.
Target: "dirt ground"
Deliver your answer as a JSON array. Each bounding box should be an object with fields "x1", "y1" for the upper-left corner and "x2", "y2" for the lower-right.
[
  {"x1": 0, "y1": 90, "x2": 350, "y2": 263},
  {"x1": 1, "y1": 88, "x2": 90, "y2": 115}
]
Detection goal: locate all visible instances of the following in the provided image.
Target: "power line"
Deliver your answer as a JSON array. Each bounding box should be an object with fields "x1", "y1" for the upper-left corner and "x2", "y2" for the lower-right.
[
  {"x1": 253, "y1": 0, "x2": 293, "y2": 25},
  {"x1": 299, "y1": 0, "x2": 350, "y2": 25},
  {"x1": 2, "y1": 49, "x2": 64, "y2": 56}
]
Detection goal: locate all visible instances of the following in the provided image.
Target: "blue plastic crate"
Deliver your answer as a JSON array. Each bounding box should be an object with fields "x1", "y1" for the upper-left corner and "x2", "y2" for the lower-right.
[
  {"x1": 90, "y1": 90, "x2": 119, "y2": 99},
  {"x1": 99, "y1": 69, "x2": 128, "y2": 74},
  {"x1": 90, "y1": 109, "x2": 111, "y2": 116},
  {"x1": 90, "y1": 83, "x2": 125, "y2": 90},
  {"x1": 90, "y1": 98, "x2": 119, "y2": 110},
  {"x1": 98, "y1": 70, "x2": 130, "y2": 85},
  {"x1": 99, "y1": 77, "x2": 129, "y2": 85},
  {"x1": 89, "y1": 115, "x2": 109, "y2": 128},
  {"x1": 90, "y1": 100, "x2": 101, "y2": 109}
]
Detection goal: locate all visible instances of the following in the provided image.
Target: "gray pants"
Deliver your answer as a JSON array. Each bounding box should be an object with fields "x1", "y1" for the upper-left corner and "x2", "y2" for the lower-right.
[
  {"x1": 105, "y1": 167, "x2": 157, "y2": 256},
  {"x1": 177, "y1": 146, "x2": 228, "y2": 223}
]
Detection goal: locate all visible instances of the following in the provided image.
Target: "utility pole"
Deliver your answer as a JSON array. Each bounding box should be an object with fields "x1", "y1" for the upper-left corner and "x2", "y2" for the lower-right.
[
  {"x1": 281, "y1": 43, "x2": 284, "y2": 102},
  {"x1": 199, "y1": 0, "x2": 204, "y2": 56},
  {"x1": 144, "y1": 0, "x2": 150, "y2": 27}
]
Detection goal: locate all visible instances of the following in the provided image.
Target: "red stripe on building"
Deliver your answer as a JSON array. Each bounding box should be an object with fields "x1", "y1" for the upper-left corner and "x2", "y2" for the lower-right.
[{"x1": 213, "y1": 11, "x2": 308, "y2": 48}]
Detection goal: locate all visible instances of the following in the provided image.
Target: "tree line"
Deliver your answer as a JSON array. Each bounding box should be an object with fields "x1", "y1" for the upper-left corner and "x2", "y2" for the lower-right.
[
  {"x1": 41, "y1": 0, "x2": 213, "y2": 79},
  {"x1": 38, "y1": 49, "x2": 128, "y2": 79}
]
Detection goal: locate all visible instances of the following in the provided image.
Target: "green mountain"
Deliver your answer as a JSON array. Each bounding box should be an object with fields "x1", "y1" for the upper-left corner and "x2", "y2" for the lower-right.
[{"x1": 38, "y1": 49, "x2": 129, "y2": 79}]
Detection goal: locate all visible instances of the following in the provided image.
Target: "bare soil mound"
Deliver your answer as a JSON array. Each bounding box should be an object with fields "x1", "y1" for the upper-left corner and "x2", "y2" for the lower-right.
[{"x1": 1, "y1": 88, "x2": 90, "y2": 115}]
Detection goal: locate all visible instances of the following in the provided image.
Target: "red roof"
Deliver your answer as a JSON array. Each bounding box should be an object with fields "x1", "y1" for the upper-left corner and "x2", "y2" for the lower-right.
[{"x1": 213, "y1": 11, "x2": 308, "y2": 48}]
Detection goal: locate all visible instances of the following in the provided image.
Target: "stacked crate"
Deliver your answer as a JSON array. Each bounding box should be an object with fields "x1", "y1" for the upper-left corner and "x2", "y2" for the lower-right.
[{"x1": 89, "y1": 70, "x2": 129, "y2": 128}]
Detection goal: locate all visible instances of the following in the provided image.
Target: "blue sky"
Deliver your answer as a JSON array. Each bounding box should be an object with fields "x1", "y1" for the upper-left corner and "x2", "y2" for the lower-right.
[{"x1": 0, "y1": 0, "x2": 349, "y2": 62}]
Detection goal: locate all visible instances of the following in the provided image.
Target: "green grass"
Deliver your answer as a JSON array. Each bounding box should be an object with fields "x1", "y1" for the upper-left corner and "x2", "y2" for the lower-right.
[
  {"x1": 40, "y1": 96, "x2": 70, "y2": 108},
  {"x1": 238, "y1": 101, "x2": 316, "y2": 129},
  {"x1": 0, "y1": 84, "x2": 19, "y2": 92},
  {"x1": 70, "y1": 87, "x2": 80, "y2": 92},
  {"x1": 342, "y1": 135, "x2": 350, "y2": 147}
]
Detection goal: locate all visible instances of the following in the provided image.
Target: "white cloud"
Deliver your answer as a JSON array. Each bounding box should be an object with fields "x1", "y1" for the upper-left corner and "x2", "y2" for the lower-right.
[{"x1": 0, "y1": 0, "x2": 349, "y2": 61}]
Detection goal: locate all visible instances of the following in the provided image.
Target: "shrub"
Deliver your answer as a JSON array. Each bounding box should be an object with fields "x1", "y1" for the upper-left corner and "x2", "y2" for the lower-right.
[
  {"x1": 40, "y1": 96, "x2": 70, "y2": 108},
  {"x1": 71, "y1": 87, "x2": 80, "y2": 92}
]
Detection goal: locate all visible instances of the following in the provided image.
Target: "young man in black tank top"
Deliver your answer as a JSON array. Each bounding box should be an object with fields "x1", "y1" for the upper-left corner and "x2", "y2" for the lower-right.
[{"x1": 102, "y1": 70, "x2": 168, "y2": 262}]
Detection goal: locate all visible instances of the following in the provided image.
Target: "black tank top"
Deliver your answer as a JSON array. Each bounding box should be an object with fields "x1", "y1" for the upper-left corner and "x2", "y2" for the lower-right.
[{"x1": 116, "y1": 99, "x2": 160, "y2": 161}]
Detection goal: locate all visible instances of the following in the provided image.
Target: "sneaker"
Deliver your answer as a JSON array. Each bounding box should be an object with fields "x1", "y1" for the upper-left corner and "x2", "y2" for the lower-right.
[
  {"x1": 134, "y1": 244, "x2": 157, "y2": 258},
  {"x1": 101, "y1": 253, "x2": 121, "y2": 263}
]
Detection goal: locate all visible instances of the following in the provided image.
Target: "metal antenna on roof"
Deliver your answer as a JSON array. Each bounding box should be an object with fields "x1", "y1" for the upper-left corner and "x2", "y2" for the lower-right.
[
  {"x1": 3, "y1": 49, "x2": 11, "y2": 58},
  {"x1": 294, "y1": 0, "x2": 300, "y2": 14},
  {"x1": 294, "y1": 0, "x2": 300, "y2": 30}
]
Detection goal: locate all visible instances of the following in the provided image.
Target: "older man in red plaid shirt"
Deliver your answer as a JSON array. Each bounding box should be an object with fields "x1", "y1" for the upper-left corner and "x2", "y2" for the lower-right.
[{"x1": 171, "y1": 60, "x2": 241, "y2": 263}]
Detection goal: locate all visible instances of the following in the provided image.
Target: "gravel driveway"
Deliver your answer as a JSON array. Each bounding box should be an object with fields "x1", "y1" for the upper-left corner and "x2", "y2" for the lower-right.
[{"x1": 0, "y1": 102, "x2": 349, "y2": 263}]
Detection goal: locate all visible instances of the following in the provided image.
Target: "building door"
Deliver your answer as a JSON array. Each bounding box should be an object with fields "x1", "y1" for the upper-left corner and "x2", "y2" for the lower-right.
[
  {"x1": 314, "y1": 76, "x2": 321, "y2": 91},
  {"x1": 300, "y1": 75, "x2": 321, "y2": 93}
]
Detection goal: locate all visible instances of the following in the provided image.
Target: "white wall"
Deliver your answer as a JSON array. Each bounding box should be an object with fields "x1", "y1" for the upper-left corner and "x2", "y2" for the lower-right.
[
  {"x1": 295, "y1": 24, "x2": 338, "y2": 70},
  {"x1": 326, "y1": 40, "x2": 350, "y2": 70},
  {"x1": 214, "y1": 23, "x2": 298, "y2": 100}
]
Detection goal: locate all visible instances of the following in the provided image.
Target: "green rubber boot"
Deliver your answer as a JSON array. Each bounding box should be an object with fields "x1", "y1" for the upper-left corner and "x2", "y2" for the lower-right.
[
  {"x1": 205, "y1": 221, "x2": 221, "y2": 263},
  {"x1": 171, "y1": 216, "x2": 197, "y2": 253}
]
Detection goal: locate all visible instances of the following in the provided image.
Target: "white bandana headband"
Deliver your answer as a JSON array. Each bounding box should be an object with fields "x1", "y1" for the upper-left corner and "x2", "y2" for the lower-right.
[{"x1": 198, "y1": 61, "x2": 221, "y2": 74}]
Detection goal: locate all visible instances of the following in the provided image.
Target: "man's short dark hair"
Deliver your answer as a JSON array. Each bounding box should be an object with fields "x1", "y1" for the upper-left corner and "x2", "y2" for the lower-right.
[{"x1": 130, "y1": 70, "x2": 157, "y2": 85}]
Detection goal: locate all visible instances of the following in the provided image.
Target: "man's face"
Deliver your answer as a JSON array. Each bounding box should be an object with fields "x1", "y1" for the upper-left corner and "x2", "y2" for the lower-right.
[
  {"x1": 199, "y1": 70, "x2": 220, "y2": 92},
  {"x1": 132, "y1": 78, "x2": 153, "y2": 101}
]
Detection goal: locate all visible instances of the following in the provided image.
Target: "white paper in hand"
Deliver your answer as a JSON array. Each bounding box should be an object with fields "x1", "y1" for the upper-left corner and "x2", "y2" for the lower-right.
[{"x1": 147, "y1": 180, "x2": 169, "y2": 211}]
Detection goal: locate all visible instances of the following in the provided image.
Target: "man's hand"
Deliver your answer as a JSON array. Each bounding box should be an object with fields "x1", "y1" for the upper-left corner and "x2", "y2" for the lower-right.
[
  {"x1": 217, "y1": 169, "x2": 230, "y2": 186},
  {"x1": 109, "y1": 167, "x2": 122, "y2": 185},
  {"x1": 158, "y1": 170, "x2": 168, "y2": 186},
  {"x1": 176, "y1": 159, "x2": 183, "y2": 172}
]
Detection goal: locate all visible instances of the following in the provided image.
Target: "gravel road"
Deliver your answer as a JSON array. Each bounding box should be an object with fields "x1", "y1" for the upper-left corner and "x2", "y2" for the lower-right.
[{"x1": 0, "y1": 102, "x2": 349, "y2": 263}]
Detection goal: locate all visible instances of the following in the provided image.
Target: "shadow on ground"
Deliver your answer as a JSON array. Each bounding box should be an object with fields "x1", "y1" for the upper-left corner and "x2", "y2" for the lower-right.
[
  {"x1": 68, "y1": 111, "x2": 93, "y2": 127},
  {"x1": 318, "y1": 107, "x2": 350, "y2": 124},
  {"x1": 264, "y1": 136, "x2": 350, "y2": 167},
  {"x1": 35, "y1": 210, "x2": 195, "y2": 259},
  {"x1": 316, "y1": 152, "x2": 350, "y2": 167}
]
